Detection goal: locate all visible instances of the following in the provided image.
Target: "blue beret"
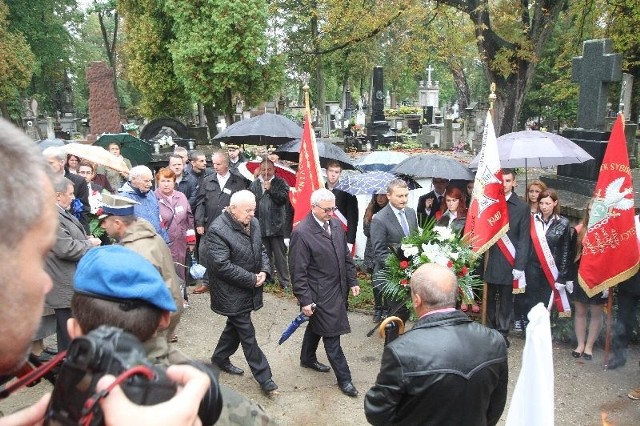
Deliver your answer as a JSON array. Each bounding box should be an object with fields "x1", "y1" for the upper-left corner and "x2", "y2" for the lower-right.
[{"x1": 74, "y1": 246, "x2": 176, "y2": 312}]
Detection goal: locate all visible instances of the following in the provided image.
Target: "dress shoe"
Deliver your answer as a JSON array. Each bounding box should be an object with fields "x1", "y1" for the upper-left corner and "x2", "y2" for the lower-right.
[
  {"x1": 192, "y1": 284, "x2": 209, "y2": 294},
  {"x1": 571, "y1": 350, "x2": 583, "y2": 358},
  {"x1": 606, "y1": 355, "x2": 626, "y2": 370},
  {"x1": 338, "y1": 381, "x2": 359, "y2": 397},
  {"x1": 30, "y1": 352, "x2": 54, "y2": 364},
  {"x1": 260, "y1": 378, "x2": 278, "y2": 395},
  {"x1": 372, "y1": 309, "x2": 382, "y2": 323},
  {"x1": 217, "y1": 361, "x2": 244, "y2": 375},
  {"x1": 301, "y1": 361, "x2": 331, "y2": 373}
]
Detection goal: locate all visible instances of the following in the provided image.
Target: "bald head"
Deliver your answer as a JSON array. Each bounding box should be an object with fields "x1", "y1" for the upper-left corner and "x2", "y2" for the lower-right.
[{"x1": 410, "y1": 263, "x2": 457, "y2": 314}]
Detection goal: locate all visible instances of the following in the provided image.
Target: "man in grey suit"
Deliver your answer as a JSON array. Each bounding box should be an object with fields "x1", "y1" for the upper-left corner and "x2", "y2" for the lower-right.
[{"x1": 370, "y1": 179, "x2": 418, "y2": 321}]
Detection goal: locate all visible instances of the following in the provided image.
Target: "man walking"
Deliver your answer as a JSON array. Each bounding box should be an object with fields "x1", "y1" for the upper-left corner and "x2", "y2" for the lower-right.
[
  {"x1": 364, "y1": 263, "x2": 508, "y2": 426},
  {"x1": 370, "y1": 179, "x2": 418, "y2": 321},
  {"x1": 484, "y1": 168, "x2": 530, "y2": 347},
  {"x1": 206, "y1": 190, "x2": 277, "y2": 395},
  {"x1": 289, "y1": 188, "x2": 361, "y2": 397},
  {"x1": 249, "y1": 159, "x2": 291, "y2": 289}
]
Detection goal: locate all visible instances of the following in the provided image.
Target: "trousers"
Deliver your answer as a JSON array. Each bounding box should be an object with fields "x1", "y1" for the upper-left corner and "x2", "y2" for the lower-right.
[
  {"x1": 300, "y1": 326, "x2": 351, "y2": 384},
  {"x1": 487, "y1": 284, "x2": 513, "y2": 336}
]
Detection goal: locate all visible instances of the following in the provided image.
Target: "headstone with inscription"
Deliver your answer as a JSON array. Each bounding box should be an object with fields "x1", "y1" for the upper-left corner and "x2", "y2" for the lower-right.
[{"x1": 366, "y1": 66, "x2": 390, "y2": 149}]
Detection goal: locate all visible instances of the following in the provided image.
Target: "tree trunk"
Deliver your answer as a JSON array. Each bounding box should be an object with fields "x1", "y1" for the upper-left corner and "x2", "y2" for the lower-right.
[
  {"x1": 311, "y1": 5, "x2": 325, "y2": 131},
  {"x1": 203, "y1": 104, "x2": 218, "y2": 145},
  {"x1": 98, "y1": 11, "x2": 119, "y2": 101},
  {"x1": 448, "y1": 60, "x2": 471, "y2": 110}
]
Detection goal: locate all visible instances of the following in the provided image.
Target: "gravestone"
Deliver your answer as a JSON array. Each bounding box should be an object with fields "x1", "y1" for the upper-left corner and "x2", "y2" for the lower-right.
[
  {"x1": 366, "y1": 66, "x2": 390, "y2": 149},
  {"x1": 86, "y1": 62, "x2": 121, "y2": 141},
  {"x1": 542, "y1": 39, "x2": 622, "y2": 196}
]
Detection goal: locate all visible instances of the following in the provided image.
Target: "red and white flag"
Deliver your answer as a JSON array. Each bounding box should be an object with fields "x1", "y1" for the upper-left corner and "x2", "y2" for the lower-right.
[
  {"x1": 578, "y1": 114, "x2": 639, "y2": 296},
  {"x1": 289, "y1": 109, "x2": 324, "y2": 228},
  {"x1": 464, "y1": 111, "x2": 509, "y2": 254}
]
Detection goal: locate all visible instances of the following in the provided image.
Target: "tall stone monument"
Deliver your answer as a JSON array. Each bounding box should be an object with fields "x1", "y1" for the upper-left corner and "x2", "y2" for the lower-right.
[
  {"x1": 542, "y1": 39, "x2": 623, "y2": 196},
  {"x1": 86, "y1": 61, "x2": 121, "y2": 142},
  {"x1": 366, "y1": 66, "x2": 390, "y2": 149}
]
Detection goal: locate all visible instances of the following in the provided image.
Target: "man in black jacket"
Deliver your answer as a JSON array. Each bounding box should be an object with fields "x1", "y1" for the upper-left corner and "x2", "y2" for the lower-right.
[
  {"x1": 325, "y1": 160, "x2": 358, "y2": 251},
  {"x1": 364, "y1": 263, "x2": 508, "y2": 426},
  {"x1": 206, "y1": 190, "x2": 277, "y2": 395}
]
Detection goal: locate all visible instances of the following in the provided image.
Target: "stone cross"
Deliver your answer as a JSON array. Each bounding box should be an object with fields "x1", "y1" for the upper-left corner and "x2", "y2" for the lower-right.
[
  {"x1": 572, "y1": 39, "x2": 622, "y2": 130},
  {"x1": 426, "y1": 64, "x2": 434, "y2": 85}
]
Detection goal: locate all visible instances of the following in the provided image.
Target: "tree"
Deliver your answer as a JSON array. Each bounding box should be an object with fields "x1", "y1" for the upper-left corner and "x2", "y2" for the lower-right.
[
  {"x1": 0, "y1": 0, "x2": 35, "y2": 121},
  {"x1": 164, "y1": 0, "x2": 284, "y2": 139},
  {"x1": 88, "y1": 0, "x2": 119, "y2": 97},
  {"x1": 438, "y1": 0, "x2": 568, "y2": 135}
]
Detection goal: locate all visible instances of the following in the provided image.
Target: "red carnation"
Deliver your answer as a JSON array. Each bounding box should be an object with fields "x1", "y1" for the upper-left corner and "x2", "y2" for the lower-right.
[
  {"x1": 399, "y1": 260, "x2": 409, "y2": 269},
  {"x1": 460, "y1": 266, "x2": 468, "y2": 275},
  {"x1": 401, "y1": 279, "x2": 408, "y2": 286},
  {"x1": 447, "y1": 260, "x2": 454, "y2": 268}
]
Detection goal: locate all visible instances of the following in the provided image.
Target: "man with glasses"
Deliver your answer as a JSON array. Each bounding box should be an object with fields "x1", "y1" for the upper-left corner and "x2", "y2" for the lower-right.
[
  {"x1": 417, "y1": 177, "x2": 449, "y2": 225},
  {"x1": 288, "y1": 188, "x2": 361, "y2": 397}
]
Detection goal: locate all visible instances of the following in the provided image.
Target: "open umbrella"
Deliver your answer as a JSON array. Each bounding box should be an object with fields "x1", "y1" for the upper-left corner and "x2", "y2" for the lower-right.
[
  {"x1": 213, "y1": 113, "x2": 302, "y2": 146},
  {"x1": 95, "y1": 133, "x2": 153, "y2": 166},
  {"x1": 335, "y1": 171, "x2": 421, "y2": 195},
  {"x1": 467, "y1": 130, "x2": 594, "y2": 187},
  {"x1": 38, "y1": 138, "x2": 68, "y2": 151},
  {"x1": 391, "y1": 154, "x2": 474, "y2": 180},
  {"x1": 275, "y1": 139, "x2": 356, "y2": 170},
  {"x1": 63, "y1": 143, "x2": 130, "y2": 174},
  {"x1": 354, "y1": 151, "x2": 409, "y2": 172},
  {"x1": 245, "y1": 160, "x2": 297, "y2": 187}
]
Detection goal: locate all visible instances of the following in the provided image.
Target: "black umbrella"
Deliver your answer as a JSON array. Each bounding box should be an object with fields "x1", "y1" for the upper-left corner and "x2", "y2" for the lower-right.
[
  {"x1": 95, "y1": 133, "x2": 153, "y2": 166},
  {"x1": 390, "y1": 154, "x2": 474, "y2": 180},
  {"x1": 213, "y1": 113, "x2": 303, "y2": 145},
  {"x1": 274, "y1": 139, "x2": 356, "y2": 170}
]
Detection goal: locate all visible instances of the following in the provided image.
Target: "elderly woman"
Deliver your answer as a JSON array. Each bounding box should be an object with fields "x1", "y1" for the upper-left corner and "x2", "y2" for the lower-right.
[
  {"x1": 525, "y1": 189, "x2": 572, "y2": 317},
  {"x1": 155, "y1": 168, "x2": 195, "y2": 286}
]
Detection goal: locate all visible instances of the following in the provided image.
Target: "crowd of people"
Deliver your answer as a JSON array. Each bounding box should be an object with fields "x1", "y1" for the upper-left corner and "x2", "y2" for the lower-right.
[{"x1": 1, "y1": 116, "x2": 639, "y2": 425}]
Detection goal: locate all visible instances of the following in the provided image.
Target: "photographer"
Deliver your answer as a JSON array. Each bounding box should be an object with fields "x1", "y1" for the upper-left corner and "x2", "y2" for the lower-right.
[{"x1": 0, "y1": 118, "x2": 209, "y2": 426}]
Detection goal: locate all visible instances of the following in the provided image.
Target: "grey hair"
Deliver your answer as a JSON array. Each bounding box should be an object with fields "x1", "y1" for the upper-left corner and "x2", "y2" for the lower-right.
[
  {"x1": 410, "y1": 263, "x2": 457, "y2": 309},
  {"x1": 42, "y1": 146, "x2": 66, "y2": 161},
  {"x1": 229, "y1": 189, "x2": 255, "y2": 206},
  {"x1": 212, "y1": 150, "x2": 229, "y2": 166},
  {"x1": 53, "y1": 176, "x2": 74, "y2": 193},
  {"x1": 173, "y1": 146, "x2": 188, "y2": 156},
  {"x1": 387, "y1": 178, "x2": 408, "y2": 194},
  {"x1": 0, "y1": 119, "x2": 50, "y2": 249},
  {"x1": 129, "y1": 165, "x2": 152, "y2": 180},
  {"x1": 310, "y1": 188, "x2": 335, "y2": 205}
]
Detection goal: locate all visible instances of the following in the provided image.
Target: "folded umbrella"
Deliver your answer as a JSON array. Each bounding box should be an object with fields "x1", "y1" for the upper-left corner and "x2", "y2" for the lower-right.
[{"x1": 278, "y1": 304, "x2": 316, "y2": 345}]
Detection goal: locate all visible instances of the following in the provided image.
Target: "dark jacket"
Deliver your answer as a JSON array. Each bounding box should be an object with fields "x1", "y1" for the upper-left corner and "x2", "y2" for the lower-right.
[
  {"x1": 484, "y1": 193, "x2": 530, "y2": 285},
  {"x1": 206, "y1": 212, "x2": 270, "y2": 317},
  {"x1": 195, "y1": 172, "x2": 247, "y2": 232},
  {"x1": 416, "y1": 190, "x2": 444, "y2": 225},
  {"x1": 364, "y1": 310, "x2": 508, "y2": 426},
  {"x1": 176, "y1": 172, "x2": 198, "y2": 212},
  {"x1": 66, "y1": 170, "x2": 91, "y2": 233},
  {"x1": 289, "y1": 213, "x2": 357, "y2": 336},
  {"x1": 249, "y1": 176, "x2": 290, "y2": 237},
  {"x1": 435, "y1": 210, "x2": 466, "y2": 234},
  {"x1": 526, "y1": 214, "x2": 572, "y2": 285},
  {"x1": 329, "y1": 186, "x2": 359, "y2": 244}
]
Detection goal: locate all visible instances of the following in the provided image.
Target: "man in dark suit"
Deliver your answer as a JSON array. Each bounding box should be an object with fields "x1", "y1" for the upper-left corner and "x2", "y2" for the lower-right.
[
  {"x1": 484, "y1": 169, "x2": 530, "y2": 347},
  {"x1": 194, "y1": 151, "x2": 248, "y2": 294},
  {"x1": 289, "y1": 188, "x2": 361, "y2": 397},
  {"x1": 416, "y1": 177, "x2": 448, "y2": 225},
  {"x1": 325, "y1": 160, "x2": 358, "y2": 251},
  {"x1": 370, "y1": 179, "x2": 419, "y2": 321}
]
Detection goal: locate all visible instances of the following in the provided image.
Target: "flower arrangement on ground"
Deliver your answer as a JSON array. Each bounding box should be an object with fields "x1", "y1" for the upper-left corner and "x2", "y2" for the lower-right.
[{"x1": 382, "y1": 221, "x2": 481, "y2": 314}]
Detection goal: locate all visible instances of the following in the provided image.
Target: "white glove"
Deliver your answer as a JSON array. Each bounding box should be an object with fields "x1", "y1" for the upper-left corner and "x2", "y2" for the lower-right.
[
  {"x1": 602, "y1": 288, "x2": 609, "y2": 298},
  {"x1": 565, "y1": 281, "x2": 574, "y2": 294},
  {"x1": 347, "y1": 243, "x2": 354, "y2": 252},
  {"x1": 512, "y1": 269, "x2": 524, "y2": 280},
  {"x1": 284, "y1": 238, "x2": 290, "y2": 248},
  {"x1": 555, "y1": 282, "x2": 565, "y2": 291}
]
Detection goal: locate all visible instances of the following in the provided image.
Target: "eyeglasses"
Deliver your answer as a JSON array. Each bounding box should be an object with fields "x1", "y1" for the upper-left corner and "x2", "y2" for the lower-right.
[{"x1": 313, "y1": 205, "x2": 338, "y2": 213}]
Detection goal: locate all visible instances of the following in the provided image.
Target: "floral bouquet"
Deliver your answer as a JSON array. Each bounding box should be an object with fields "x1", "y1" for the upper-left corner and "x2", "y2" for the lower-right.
[
  {"x1": 382, "y1": 221, "x2": 481, "y2": 314},
  {"x1": 157, "y1": 135, "x2": 175, "y2": 148}
]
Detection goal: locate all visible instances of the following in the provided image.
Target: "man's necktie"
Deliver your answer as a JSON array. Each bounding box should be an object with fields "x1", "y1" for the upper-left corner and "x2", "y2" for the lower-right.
[
  {"x1": 323, "y1": 221, "x2": 331, "y2": 236},
  {"x1": 398, "y1": 210, "x2": 410, "y2": 236},
  {"x1": 437, "y1": 195, "x2": 443, "y2": 205}
]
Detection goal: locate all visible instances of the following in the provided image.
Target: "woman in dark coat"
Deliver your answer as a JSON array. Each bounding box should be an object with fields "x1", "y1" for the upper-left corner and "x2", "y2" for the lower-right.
[{"x1": 525, "y1": 189, "x2": 572, "y2": 315}]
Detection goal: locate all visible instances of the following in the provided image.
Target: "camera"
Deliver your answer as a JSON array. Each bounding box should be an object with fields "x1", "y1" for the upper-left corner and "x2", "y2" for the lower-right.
[{"x1": 45, "y1": 326, "x2": 221, "y2": 426}]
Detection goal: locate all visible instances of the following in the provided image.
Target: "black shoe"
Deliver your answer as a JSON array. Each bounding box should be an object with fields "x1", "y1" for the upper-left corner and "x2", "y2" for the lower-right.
[
  {"x1": 301, "y1": 361, "x2": 331, "y2": 373},
  {"x1": 29, "y1": 352, "x2": 54, "y2": 364},
  {"x1": 373, "y1": 309, "x2": 382, "y2": 323},
  {"x1": 260, "y1": 378, "x2": 278, "y2": 394},
  {"x1": 582, "y1": 353, "x2": 593, "y2": 361},
  {"x1": 503, "y1": 335, "x2": 510, "y2": 349},
  {"x1": 607, "y1": 355, "x2": 627, "y2": 370},
  {"x1": 571, "y1": 350, "x2": 582, "y2": 358},
  {"x1": 217, "y1": 361, "x2": 244, "y2": 375},
  {"x1": 338, "y1": 381, "x2": 359, "y2": 397}
]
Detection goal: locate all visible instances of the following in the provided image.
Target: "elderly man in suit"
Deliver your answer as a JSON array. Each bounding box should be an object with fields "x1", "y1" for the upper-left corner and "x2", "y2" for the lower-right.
[
  {"x1": 289, "y1": 188, "x2": 361, "y2": 397},
  {"x1": 46, "y1": 176, "x2": 101, "y2": 351},
  {"x1": 370, "y1": 179, "x2": 418, "y2": 322}
]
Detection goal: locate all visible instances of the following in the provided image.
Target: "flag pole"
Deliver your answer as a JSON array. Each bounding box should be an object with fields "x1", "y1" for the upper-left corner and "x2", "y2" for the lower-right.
[
  {"x1": 603, "y1": 290, "x2": 614, "y2": 369},
  {"x1": 481, "y1": 83, "x2": 497, "y2": 325},
  {"x1": 304, "y1": 84, "x2": 311, "y2": 116}
]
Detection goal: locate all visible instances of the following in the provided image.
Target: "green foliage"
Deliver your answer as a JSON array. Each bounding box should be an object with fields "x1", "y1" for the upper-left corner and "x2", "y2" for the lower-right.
[{"x1": 0, "y1": 0, "x2": 35, "y2": 106}]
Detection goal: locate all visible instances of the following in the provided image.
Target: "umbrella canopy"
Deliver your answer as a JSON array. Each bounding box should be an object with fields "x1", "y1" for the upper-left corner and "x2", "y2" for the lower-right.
[
  {"x1": 274, "y1": 139, "x2": 356, "y2": 170},
  {"x1": 94, "y1": 133, "x2": 153, "y2": 166},
  {"x1": 245, "y1": 160, "x2": 297, "y2": 187},
  {"x1": 354, "y1": 151, "x2": 409, "y2": 172},
  {"x1": 64, "y1": 143, "x2": 130, "y2": 174},
  {"x1": 335, "y1": 171, "x2": 421, "y2": 196},
  {"x1": 213, "y1": 113, "x2": 303, "y2": 145},
  {"x1": 391, "y1": 154, "x2": 474, "y2": 180},
  {"x1": 468, "y1": 130, "x2": 594, "y2": 169},
  {"x1": 38, "y1": 138, "x2": 68, "y2": 151}
]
